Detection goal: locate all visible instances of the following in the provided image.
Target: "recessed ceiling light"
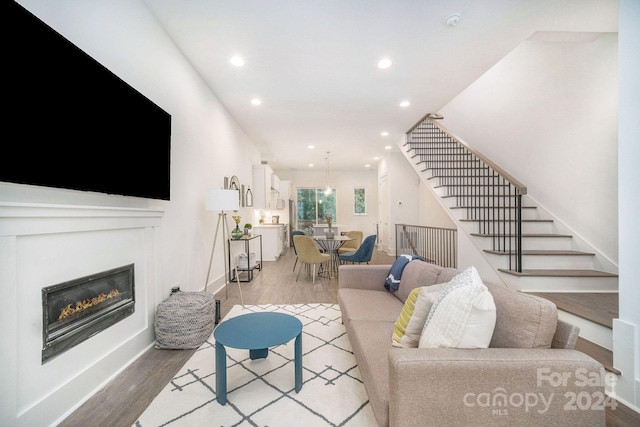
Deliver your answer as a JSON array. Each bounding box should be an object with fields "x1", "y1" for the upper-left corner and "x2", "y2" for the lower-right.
[
  {"x1": 251, "y1": 98, "x2": 262, "y2": 105},
  {"x1": 378, "y1": 58, "x2": 392, "y2": 69},
  {"x1": 373, "y1": 157, "x2": 381, "y2": 160},
  {"x1": 381, "y1": 131, "x2": 389, "y2": 136},
  {"x1": 399, "y1": 101, "x2": 410, "y2": 107},
  {"x1": 445, "y1": 14, "x2": 461, "y2": 27},
  {"x1": 365, "y1": 164, "x2": 371, "y2": 168},
  {"x1": 230, "y1": 56, "x2": 244, "y2": 66},
  {"x1": 308, "y1": 163, "x2": 314, "y2": 167},
  {"x1": 308, "y1": 145, "x2": 315, "y2": 149},
  {"x1": 385, "y1": 146, "x2": 392, "y2": 150}
]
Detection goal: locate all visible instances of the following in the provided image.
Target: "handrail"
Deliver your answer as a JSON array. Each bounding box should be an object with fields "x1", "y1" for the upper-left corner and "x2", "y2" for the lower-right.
[
  {"x1": 405, "y1": 112, "x2": 444, "y2": 134},
  {"x1": 428, "y1": 119, "x2": 527, "y2": 195}
]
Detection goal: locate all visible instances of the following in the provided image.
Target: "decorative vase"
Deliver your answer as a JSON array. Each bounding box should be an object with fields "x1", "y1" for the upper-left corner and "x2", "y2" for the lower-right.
[
  {"x1": 325, "y1": 226, "x2": 334, "y2": 239},
  {"x1": 232, "y1": 226, "x2": 244, "y2": 239}
]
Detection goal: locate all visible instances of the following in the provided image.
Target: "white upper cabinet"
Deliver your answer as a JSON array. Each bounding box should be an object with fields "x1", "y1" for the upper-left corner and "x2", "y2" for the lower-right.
[{"x1": 252, "y1": 164, "x2": 273, "y2": 209}]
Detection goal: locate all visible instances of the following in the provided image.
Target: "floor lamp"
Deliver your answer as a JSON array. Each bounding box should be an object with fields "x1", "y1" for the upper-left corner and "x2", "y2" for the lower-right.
[{"x1": 204, "y1": 189, "x2": 244, "y2": 307}]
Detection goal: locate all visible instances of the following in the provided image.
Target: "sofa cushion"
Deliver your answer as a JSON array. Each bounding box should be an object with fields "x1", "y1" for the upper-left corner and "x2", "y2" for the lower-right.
[
  {"x1": 394, "y1": 283, "x2": 446, "y2": 348},
  {"x1": 396, "y1": 261, "x2": 442, "y2": 302},
  {"x1": 419, "y1": 266, "x2": 496, "y2": 349},
  {"x1": 348, "y1": 320, "x2": 394, "y2": 427},
  {"x1": 486, "y1": 283, "x2": 558, "y2": 348},
  {"x1": 436, "y1": 267, "x2": 461, "y2": 284},
  {"x1": 338, "y1": 288, "x2": 404, "y2": 330}
]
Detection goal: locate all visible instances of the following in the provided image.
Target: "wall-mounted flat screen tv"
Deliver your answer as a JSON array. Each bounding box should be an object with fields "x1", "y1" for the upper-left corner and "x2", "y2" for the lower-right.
[{"x1": 3, "y1": 1, "x2": 172, "y2": 200}]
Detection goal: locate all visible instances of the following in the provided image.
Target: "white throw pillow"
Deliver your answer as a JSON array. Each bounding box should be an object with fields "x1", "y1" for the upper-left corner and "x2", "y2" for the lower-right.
[
  {"x1": 397, "y1": 283, "x2": 446, "y2": 348},
  {"x1": 418, "y1": 266, "x2": 496, "y2": 349}
]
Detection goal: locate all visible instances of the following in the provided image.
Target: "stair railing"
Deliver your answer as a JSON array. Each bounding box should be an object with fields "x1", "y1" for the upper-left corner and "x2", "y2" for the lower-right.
[
  {"x1": 395, "y1": 224, "x2": 457, "y2": 268},
  {"x1": 404, "y1": 115, "x2": 526, "y2": 272}
]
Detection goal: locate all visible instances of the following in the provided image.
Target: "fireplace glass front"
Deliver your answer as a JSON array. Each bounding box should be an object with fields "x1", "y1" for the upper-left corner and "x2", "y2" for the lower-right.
[{"x1": 42, "y1": 264, "x2": 135, "y2": 363}]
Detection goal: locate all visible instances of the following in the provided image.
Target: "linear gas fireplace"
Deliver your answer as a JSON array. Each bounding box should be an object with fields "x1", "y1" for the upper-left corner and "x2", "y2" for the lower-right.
[{"x1": 42, "y1": 264, "x2": 135, "y2": 363}]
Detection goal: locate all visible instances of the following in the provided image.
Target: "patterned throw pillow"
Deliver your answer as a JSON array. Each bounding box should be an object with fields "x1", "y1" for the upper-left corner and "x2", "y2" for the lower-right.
[
  {"x1": 391, "y1": 287, "x2": 421, "y2": 347},
  {"x1": 418, "y1": 266, "x2": 496, "y2": 349}
]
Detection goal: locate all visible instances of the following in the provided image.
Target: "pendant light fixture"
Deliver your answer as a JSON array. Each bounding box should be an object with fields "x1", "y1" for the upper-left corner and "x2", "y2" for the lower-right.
[{"x1": 324, "y1": 151, "x2": 332, "y2": 196}]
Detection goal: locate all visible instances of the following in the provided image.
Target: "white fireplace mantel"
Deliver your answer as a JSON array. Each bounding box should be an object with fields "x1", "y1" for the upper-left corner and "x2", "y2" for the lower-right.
[
  {"x1": 0, "y1": 201, "x2": 164, "y2": 426},
  {"x1": 0, "y1": 202, "x2": 164, "y2": 237}
]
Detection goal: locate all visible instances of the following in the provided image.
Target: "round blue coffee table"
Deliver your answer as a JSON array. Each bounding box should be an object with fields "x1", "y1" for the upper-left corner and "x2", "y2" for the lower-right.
[{"x1": 213, "y1": 312, "x2": 303, "y2": 405}]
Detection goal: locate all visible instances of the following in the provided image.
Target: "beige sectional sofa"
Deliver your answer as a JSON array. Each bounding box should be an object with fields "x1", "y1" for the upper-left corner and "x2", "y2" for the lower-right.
[{"x1": 338, "y1": 261, "x2": 607, "y2": 427}]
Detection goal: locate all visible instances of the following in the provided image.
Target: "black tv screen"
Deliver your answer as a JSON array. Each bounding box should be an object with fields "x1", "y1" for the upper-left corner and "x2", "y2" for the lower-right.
[{"x1": 4, "y1": 1, "x2": 172, "y2": 200}]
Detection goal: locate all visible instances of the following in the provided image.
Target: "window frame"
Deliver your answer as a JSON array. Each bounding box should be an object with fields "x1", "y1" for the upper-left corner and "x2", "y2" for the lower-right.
[{"x1": 296, "y1": 187, "x2": 337, "y2": 224}]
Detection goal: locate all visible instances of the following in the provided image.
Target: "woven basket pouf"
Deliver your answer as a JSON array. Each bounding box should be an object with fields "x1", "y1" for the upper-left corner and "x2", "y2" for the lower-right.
[{"x1": 154, "y1": 291, "x2": 218, "y2": 349}]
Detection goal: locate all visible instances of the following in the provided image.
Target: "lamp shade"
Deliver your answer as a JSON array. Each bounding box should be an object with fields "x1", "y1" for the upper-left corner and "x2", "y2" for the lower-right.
[{"x1": 206, "y1": 189, "x2": 239, "y2": 211}]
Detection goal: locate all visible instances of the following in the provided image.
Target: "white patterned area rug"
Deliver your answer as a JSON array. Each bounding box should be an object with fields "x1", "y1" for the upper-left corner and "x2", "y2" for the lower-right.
[{"x1": 134, "y1": 303, "x2": 376, "y2": 427}]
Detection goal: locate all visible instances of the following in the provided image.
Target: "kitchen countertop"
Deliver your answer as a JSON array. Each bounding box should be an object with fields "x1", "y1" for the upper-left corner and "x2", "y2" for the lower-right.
[{"x1": 254, "y1": 223, "x2": 287, "y2": 227}]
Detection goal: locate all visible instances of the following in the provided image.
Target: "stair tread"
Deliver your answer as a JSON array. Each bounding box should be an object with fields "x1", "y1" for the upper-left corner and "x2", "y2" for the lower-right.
[
  {"x1": 471, "y1": 233, "x2": 571, "y2": 238},
  {"x1": 527, "y1": 292, "x2": 618, "y2": 329},
  {"x1": 461, "y1": 218, "x2": 553, "y2": 223},
  {"x1": 426, "y1": 166, "x2": 497, "y2": 171},
  {"x1": 499, "y1": 269, "x2": 618, "y2": 278},
  {"x1": 574, "y1": 337, "x2": 621, "y2": 375},
  {"x1": 451, "y1": 206, "x2": 537, "y2": 209},
  {"x1": 443, "y1": 194, "x2": 521, "y2": 199},
  {"x1": 428, "y1": 176, "x2": 496, "y2": 180},
  {"x1": 485, "y1": 249, "x2": 595, "y2": 256},
  {"x1": 435, "y1": 184, "x2": 511, "y2": 187}
]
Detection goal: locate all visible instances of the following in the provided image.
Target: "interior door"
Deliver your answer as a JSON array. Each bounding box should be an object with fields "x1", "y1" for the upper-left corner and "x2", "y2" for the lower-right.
[{"x1": 378, "y1": 174, "x2": 389, "y2": 253}]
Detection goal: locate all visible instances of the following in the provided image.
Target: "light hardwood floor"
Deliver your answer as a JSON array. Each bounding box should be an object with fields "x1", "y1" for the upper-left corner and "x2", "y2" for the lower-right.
[{"x1": 60, "y1": 248, "x2": 639, "y2": 426}]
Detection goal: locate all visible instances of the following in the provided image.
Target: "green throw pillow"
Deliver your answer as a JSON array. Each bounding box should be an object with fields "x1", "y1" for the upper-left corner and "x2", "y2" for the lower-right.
[{"x1": 392, "y1": 287, "x2": 421, "y2": 347}]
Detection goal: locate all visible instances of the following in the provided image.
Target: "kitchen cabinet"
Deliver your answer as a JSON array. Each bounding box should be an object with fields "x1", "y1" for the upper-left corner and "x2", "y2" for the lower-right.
[
  {"x1": 253, "y1": 224, "x2": 285, "y2": 261},
  {"x1": 253, "y1": 164, "x2": 283, "y2": 209},
  {"x1": 252, "y1": 164, "x2": 275, "y2": 209},
  {"x1": 279, "y1": 180, "x2": 291, "y2": 201}
]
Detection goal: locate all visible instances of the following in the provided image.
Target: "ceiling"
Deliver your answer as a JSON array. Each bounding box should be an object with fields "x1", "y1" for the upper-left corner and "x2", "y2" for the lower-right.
[{"x1": 142, "y1": 0, "x2": 617, "y2": 172}]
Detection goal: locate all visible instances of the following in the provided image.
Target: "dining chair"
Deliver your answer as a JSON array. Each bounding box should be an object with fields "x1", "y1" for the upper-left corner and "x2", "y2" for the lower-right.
[
  {"x1": 293, "y1": 235, "x2": 330, "y2": 284},
  {"x1": 338, "y1": 235, "x2": 376, "y2": 264},
  {"x1": 291, "y1": 230, "x2": 305, "y2": 271},
  {"x1": 337, "y1": 230, "x2": 363, "y2": 255}
]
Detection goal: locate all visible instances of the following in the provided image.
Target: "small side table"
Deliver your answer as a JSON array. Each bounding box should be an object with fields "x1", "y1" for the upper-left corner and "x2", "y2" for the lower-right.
[
  {"x1": 213, "y1": 312, "x2": 303, "y2": 405},
  {"x1": 227, "y1": 234, "x2": 263, "y2": 282}
]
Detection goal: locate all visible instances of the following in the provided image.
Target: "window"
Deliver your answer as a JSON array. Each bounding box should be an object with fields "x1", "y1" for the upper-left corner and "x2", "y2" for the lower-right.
[
  {"x1": 354, "y1": 187, "x2": 367, "y2": 215},
  {"x1": 297, "y1": 188, "x2": 337, "y2": 226}
]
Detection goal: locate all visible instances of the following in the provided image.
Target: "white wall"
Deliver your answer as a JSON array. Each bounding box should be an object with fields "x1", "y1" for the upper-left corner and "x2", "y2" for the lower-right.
[
  {"x1": 377, "y1": 152, "x2": 422, "y2": 255},
  {"x1": 277, "y1": 168, "x2": 379, "y2": 237},
  {"x1": 1, "y1": 1, "x2": 260, "y2": 425},
  {"x1": 419, "y1": 181, "x2": 456, "y2": 229},
  {"x1": 614, "y1": 0, "x2": 640, "y2": 412},
  {"x1": 439, "y1": 33, "x2": 618, "y2": 264}
]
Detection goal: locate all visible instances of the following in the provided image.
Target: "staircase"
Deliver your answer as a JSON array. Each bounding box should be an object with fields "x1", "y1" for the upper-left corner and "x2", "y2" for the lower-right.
[{"x1": 401, "y1": 114, "x2": 618, "y2": 358}]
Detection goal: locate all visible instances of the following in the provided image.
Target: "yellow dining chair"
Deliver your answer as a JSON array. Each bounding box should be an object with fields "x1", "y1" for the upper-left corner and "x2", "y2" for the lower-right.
[
  {"x1": 338, "y1": 230, "x2": 363, "y2": 255},
  {"x1": 293, "y1": 235, "x2": 330, "y2": 284}
]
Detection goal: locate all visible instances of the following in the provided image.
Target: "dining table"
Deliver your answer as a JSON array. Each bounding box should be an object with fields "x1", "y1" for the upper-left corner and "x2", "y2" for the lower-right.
[{"x1": 312, "y1": 235, "x2": 353, "y2": 278}]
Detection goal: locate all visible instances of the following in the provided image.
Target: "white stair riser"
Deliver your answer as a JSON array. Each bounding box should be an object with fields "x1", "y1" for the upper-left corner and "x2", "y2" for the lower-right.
[
  {"x1": 485, "y1": 254, "x2": 596, "y2": 270},
  {"x1": 471, "y1": 236, "x2": 574, "y2": 251},
  {"x1": 558, "y1": 310, "x2": 613, "y2": 351},
  {"x1": 461, "y1": 221, "x2": 554, "y2": 235},
  {"x1": 503, "y1": 275, "x2": 618, "y2": 293},
  {"x1": 449, "y1": 209, "x2": 540, "y2": 221}
]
